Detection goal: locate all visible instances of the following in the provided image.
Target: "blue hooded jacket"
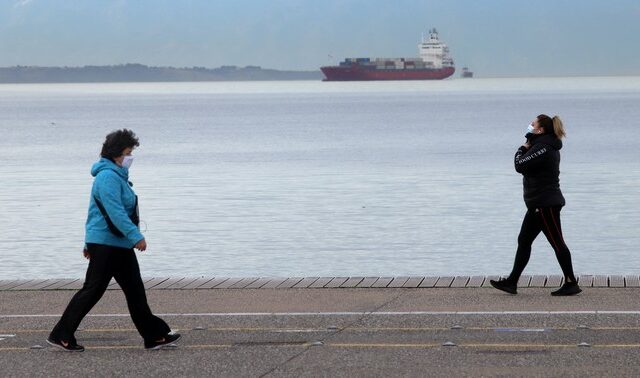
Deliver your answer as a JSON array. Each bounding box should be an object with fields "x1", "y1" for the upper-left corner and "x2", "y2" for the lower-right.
[{"x1": 85, "y1": 158, "x2": 144, "y2": 249}]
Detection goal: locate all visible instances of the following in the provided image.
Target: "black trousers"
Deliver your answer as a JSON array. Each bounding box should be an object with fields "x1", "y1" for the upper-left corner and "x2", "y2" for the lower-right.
[
  {"x1": 508, "y1": 206, "x2": 577, "y2": 284},
  {"x1": 50, "y1": 243, "x2": 170, "y2": 343}
]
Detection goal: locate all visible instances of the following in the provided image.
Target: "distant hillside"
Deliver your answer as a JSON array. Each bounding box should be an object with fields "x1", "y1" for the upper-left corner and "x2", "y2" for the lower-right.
[{"x1": 0, "y1": 63, "x2": 324, "y2": 83}]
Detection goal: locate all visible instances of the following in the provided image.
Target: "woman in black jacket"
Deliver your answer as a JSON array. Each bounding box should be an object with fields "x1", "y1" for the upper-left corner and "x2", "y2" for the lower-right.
[{"x1": 491, "y1": 115, "x2": 581, "y2": 296}]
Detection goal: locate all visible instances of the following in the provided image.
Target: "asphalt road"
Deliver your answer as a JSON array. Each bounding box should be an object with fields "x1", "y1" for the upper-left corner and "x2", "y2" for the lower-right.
[{"x1": 2, "y1": 288, "x2": 640, "y2": 377}]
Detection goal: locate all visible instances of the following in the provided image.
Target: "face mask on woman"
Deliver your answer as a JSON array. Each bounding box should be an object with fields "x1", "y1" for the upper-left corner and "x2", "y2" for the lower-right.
[
  {"x1": 527, "y1": 124, "x2": 535, "y2": 133},
  {"x1": 122, "y1": 155, "x2": 134, "y2": 169}
]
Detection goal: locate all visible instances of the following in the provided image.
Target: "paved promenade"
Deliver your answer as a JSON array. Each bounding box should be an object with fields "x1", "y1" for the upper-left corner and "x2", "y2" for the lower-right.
[
  {"x1": 0, "y1": 274, "x2": 636, "y2": 291},
  {"x1": 2, "y1": 276, "x2": 640, "y2": 376}
]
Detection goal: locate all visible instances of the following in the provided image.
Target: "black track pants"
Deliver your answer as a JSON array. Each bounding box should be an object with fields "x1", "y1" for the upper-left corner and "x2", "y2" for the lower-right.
[
  {"x1": 50, "y1": 243, "x2": 170, "y2": 343},
  {"x1": 507, "y1": 206, "x2": 577, "y2": 284}
]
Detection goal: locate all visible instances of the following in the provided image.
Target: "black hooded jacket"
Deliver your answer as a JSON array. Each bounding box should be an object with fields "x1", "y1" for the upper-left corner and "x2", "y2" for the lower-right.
[{"x1": 514, "y1": 133, "x2": 566, "y2": 208}]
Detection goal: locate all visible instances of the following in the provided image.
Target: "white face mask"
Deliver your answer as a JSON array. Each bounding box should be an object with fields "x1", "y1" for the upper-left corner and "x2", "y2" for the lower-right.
[
  {"x1": 527, "y1": 124, "x2": 535, "y2": 133},
  {"x1": 121, "y1": 155, "x2": 134, "y2": 169}
]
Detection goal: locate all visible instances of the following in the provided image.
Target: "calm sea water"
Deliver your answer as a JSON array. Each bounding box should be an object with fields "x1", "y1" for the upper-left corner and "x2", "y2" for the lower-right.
[{"x1": 0, "y1": 77, "x2": 638, "y2": 279}]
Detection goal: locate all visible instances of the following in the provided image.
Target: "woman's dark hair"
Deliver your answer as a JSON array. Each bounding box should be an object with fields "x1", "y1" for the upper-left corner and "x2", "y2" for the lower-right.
[
  {"x1": 100, "y1": 129, "x2": 140, "y2": 160},
  {"x1": 537, "y1": 114, "x2": 566, "y2": 139},
  {"x1": 536, "y1": 114, "x2": 554, "y2": 135}
]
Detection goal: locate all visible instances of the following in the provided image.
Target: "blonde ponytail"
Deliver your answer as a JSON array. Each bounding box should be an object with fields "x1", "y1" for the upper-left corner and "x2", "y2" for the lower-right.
[{"x1": 552, "y1": 115, "x2": 566, "y2": 139}]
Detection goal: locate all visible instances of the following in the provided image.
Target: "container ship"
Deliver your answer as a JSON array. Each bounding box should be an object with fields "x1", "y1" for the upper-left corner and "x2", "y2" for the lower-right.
[{"x1": 321, "y1": 28, "x2": 455, "y2": 81}]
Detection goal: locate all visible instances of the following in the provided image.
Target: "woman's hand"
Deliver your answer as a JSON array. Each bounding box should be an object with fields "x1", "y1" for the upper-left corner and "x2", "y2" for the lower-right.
[
  {"x1": 83, "y1": 245, "x2": 90, "y2": 259},
  {"x1": 134, "y1": 239, "x2": 147, "y2": 252}
]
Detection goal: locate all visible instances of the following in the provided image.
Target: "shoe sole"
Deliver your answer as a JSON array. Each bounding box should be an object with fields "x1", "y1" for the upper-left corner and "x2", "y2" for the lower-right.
[
  {"x1": 489, "y1": 281, "x2": 517, "y2": 295},
  {"x1": 46, "y1": 339, "x2": 84, "y2": 352},
  {"x1": 146, "y1": 334, "x2": 181, "y2": 350},
  {"x1": 551, "y1": 288, "x2": 582, "y2": 296}
]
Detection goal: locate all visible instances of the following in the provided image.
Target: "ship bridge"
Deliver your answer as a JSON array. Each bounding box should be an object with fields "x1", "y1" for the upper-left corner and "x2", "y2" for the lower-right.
[{"x1": 419, "y1": 28, "x2": 454, "y2": 69}]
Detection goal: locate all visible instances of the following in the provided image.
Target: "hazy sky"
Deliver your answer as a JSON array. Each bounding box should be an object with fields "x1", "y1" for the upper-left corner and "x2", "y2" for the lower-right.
[{"x1": 1, "y1": 0, "x2": 639, "y2": 77}]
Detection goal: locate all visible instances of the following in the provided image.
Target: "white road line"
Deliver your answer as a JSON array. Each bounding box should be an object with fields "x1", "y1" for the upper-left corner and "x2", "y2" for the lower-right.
[{"x1": 1, "y1": 310, "x2": 640, "y2": 318}]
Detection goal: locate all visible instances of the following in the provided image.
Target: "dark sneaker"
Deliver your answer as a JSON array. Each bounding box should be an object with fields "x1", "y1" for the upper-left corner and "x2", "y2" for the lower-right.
[
  {"x1": 144, "y1": 333, "x2": 181, "y2": 350},
  {"x1": 46, "y1": 337, "x2": 85, "y2": 352},
  {"x1": 490, "y1": 279, "x2": 517, "y2": 295},
  {"x1": 551, "y1": 282, "x2": 582, "y2": 296}
]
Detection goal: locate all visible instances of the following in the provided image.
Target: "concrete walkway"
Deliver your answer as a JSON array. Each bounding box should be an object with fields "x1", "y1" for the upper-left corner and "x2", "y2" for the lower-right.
[
  {"x1": 0, "y1": 274, "x2": 635, "y2": 292},
  {"x1": 2, "y1": 281, "x2": 640, "y2": 376}
]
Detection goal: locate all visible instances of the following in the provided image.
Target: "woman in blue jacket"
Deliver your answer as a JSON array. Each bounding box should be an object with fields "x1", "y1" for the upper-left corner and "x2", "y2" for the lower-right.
[{"x1": 48, "y1": 129, "x2": 180, "y2": 351}]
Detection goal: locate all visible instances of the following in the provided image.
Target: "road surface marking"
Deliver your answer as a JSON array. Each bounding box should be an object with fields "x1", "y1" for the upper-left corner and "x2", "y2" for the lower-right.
[{"x1": 3, "y1": 310, "x2": 640, "y2": 318}]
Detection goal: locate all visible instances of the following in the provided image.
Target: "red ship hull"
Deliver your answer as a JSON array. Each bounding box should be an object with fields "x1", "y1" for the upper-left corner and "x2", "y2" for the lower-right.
[{"x1": 320, "y1": 66, "x2": 455, "y2": 81}]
